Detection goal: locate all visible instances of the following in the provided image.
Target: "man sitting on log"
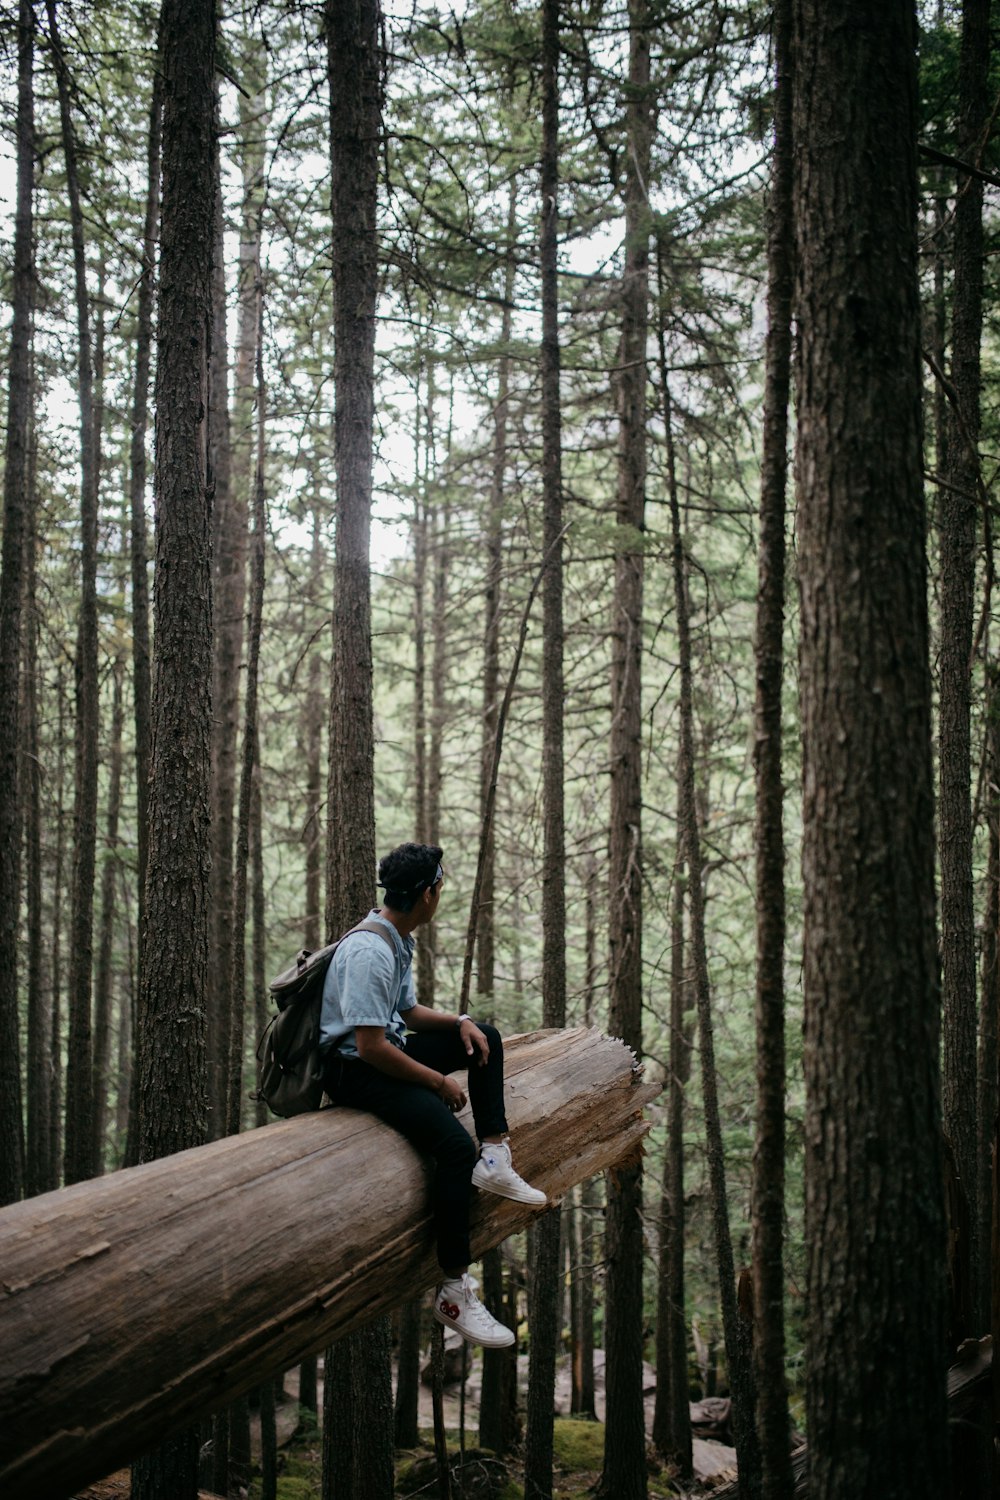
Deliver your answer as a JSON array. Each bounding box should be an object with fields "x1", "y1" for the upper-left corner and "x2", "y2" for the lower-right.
[{"x1": 320, "y1": 840, "x2": 546, "y2": 1348}]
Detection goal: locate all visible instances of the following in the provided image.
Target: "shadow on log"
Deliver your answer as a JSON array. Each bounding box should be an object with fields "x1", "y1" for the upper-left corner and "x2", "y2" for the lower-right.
[{"x1": 0, "y1": 1027, "x2": 657, "y2": 1500}]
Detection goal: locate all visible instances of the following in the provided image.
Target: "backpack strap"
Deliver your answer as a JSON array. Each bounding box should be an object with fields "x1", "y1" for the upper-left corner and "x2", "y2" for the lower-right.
[{"x1": 339, "y1": 918, "x2": 398, "y2": 953}]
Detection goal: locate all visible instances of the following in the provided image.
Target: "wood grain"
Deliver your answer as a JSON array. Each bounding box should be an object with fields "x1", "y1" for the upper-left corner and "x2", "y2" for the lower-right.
[{"x1": 0, "y1": 1027, "x2": 657, "y2": 1499}]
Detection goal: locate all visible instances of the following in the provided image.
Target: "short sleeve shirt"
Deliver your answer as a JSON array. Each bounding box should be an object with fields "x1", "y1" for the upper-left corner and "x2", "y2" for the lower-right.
[{"x1": 319, "y1": 910, "x2": 416, "y2": 1060}]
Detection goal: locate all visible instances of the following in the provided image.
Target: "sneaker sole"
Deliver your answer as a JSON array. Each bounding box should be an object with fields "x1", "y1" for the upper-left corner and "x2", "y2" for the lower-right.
[
  {"x1": 471, "y1": 1169, "x2": 547, "y2": 1207},
  {"x1": 432, "y1": 1303, "x2": 515, "y2": 1349}
]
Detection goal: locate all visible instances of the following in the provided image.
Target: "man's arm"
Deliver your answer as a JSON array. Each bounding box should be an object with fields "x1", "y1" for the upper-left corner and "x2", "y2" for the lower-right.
[
  {"x1": 354, "y1": 1026, "x2": 468, "y2": 1109},
  {"x1": 404, "y1": 1004, "x2": 490, "y2": 1067}
]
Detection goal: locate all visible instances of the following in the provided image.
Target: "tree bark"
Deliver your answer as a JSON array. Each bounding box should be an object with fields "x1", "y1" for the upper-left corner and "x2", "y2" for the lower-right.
[
  {"x1": 137, "y1": 0, "x2": 216, "y2": 1161},
  {"x1": 393, "y1": 1300, "x2": 422, "y2": 1449},
  {"x1": 259, "y1": 1379, "x2": 278, "y2": 1500},
  {"x1": 478, "y1": 183, "x2": 517, "y2": 1000},
  {"x1": 570, "y1": 857, "x2": 599, "y2": 1420},
  {"x1": 0, "y1": 0, "x2": 34, "y2": 1206},
  {"x1": 570, "y1": 1180, "x2": 598, "y2": 1420},
  {"x1": 207, "y1": 77, "x2": 237, "y2": 1141},
  {"x1": 479, "y1": 1246, "x2": 519, "y2": 1455},
  {"x1": 91, "y1": 654, "x2": 125, "y2": 1173},
  {"x1": 651, "y1": 852, "x2": 692, "y2": 1475},
  {"x1": 412, "y1": 352, "x2": 436, "y2": 1001},
  {"x1": 938, "y1": 0, "x2": 990, "y2": 1333},
  {"x1": 663, "y1": 370, "x2": 761, "y2": 1499},
  {"x1": 123, "y1": 61, "x2": 161, "y2": 1171},
  {"x1": 598, "y1": 8, "x2": 650, "y2": 1497},
  {"x1": 130, "y1": 63, "x2": 160, "y2": 930},
  {"x1": 132, "y1": 2, "x2": 217, "y2": 1492},
  {"x1": 252, "y1": 731, "x2": 268, "y2": 1129},
  {"x1": 24, "y1": 422, "x2": 51, "y2": 1199},
  {"x1": 227, "y1": 288, "x2": 267, "y2": 1138},
  {"x1": 47, "y1": 0, "x2": 101, "y2": 1189},
  {"x1": 525, "y1": 2, "x2": 566, "y2": 1492},
  {"x1": 475, "y1": 245, "x2": 521, "y2": 1440},
  {"x1": 424, "y1": 479, "x2": 451, "y2": 985},
  {"x1": 323, "y1": 4, "x2": 390, "y2": 1495},
  {"x1": 0, "y1": 1029, "x2": 655, "y2": 1500},
  {"x1": 793, "y1": 3, "x2": 949, "y2": 1495},
  {"x1": 305, "y1": 510, "x2": 326, "y2": 954},
  {"x1": 324, "y1": 0, "x2": 379, "y2": 936},
  {"x1": 978, "y1": 665, "x2": 999, "y2": 1335},
  {"x1": 750, "y1": 1, "x2": 794, "y2": 1494},
  {"x1": 396, "y1": 353, "x2": 431, "y2": 1449},
  {"x1": 48, "y1": 670, "x2": 67, "y2": 1185}
]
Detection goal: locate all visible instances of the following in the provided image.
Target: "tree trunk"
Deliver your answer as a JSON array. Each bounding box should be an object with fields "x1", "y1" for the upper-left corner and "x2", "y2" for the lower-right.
[
  {"x1": 429, "y1": 466, "x2": 449, "y2": 849},
  {"x1": 598, "y1": 8, "x2": 650, "y2": 1493},
  {"x1": 394, "y1": 1300, "x2": 422, "y2": 1449},
  {"x1": 938, "y1": 0, "x2": 990, "y2": 1335},
  {"x1": 663, "y1": 371, "x2": 761, "y2": 1499},
  {"x1": 251, "y1": 733, "x2": 268, "y2": 1131},
  {"x1": 207, "y1": 77, "x2": 237, "y2": 1142},
  {"x1": 323, "y1": 4, "x2": 391, "y2": 1495},
  {"x1": 423, "y1": 477, "x2": 451, "y2": 990},
  {"x1": 978, "y1": 665, "x2": 999, "y2": 1335},
  {"x1": 47, "y1": 0, "x2": 101, "y2": 1190},
  {"x1": 113, "y1": 883, "x2": 133, "y2": 1158},
  {"x1": 132, "y1": 2, "x2": 217, "y2": 1493},
  {"x1": 750, "y1": 1, "x2": 794, "y2": 1494},
  {"x1": 24, "y1": 422, "x2": 51, "y2": 1199},
  {"x1": 525, "y1": 3, "x2": 566, "y2": 1492},
  {"x1": 0, "y1": 0, "x2": 34, "y2": 1206},
  {"x1": 479, "y1": 1246, "x2": 519, "y2": 1455},
  {"x1": 49, "y1": 669, "x2": 67, "y2": 1185},
  {"x1": 91, "y1": 654, "x2": 125, "y2": 1173},
  {"x1": 227, "y1": 290, "x2": 266, "y2": 1139},
  {"x1": 413, "y1": 373, "x2": 434, "y2": 1001},
  {"x1": 323, "y1": 0, "x2": 379, "y2": 934},
  {"x1": 123, "y1": 62, "x2": 161, "y2": 1171},
  {"x1": 570, "y1": 856, "x2": 599, "y2": 1420},
  {"x1": 396, "y1": 354, "x2": 429, "y2": 1447},
  {"x1": 305, "y1": 510, "x2": 326, "y2": 953},
  {"x1": 793, "y1": 3, "x2": 948, "y2": 1495},
  {"x1": 478, "y1": 182, "x2": 518, "y2": 1000},
  {"x1": 651, "y1": 852, "x2": 692, "y2": 1474}
]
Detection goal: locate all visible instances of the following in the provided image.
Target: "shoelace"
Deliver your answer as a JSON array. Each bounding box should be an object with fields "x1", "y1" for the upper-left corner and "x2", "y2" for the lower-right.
[
  {"x1": 498, "y1": 1154, "x2": 533, "y2": 1192},
  {"x1": 459, "y1": 1276, "x2": 499, "y2": 1330}
]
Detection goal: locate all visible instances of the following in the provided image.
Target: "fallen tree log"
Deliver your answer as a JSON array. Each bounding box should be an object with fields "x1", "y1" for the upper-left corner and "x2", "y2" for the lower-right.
[{"x1": 0, "y1": 1026, "x2": 656, "y2": 1500}]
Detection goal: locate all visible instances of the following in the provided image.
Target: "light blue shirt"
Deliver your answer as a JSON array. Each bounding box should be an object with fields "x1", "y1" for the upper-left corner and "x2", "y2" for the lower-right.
[{"x1": 319, "y1": 910, "x2": 416, "y2": 1059}]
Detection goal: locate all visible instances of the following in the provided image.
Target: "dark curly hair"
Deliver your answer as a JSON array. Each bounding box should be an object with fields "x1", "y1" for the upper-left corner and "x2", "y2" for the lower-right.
[{"x1": 378, "y1": 842, "x2": 444, "y2": 912}]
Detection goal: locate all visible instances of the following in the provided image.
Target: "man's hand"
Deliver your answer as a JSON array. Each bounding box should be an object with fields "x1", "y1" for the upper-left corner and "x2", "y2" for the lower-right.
[
  {"x1": 438, "y1": 1074, "x2": 467, "y2": 1111},
  {"x1": 459, "y1": 1018, "x2": 490, "y2": 1067}
]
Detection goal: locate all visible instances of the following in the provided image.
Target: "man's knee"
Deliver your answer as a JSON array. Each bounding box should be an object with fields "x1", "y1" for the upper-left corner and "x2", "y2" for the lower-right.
[{"x1": 477, "y1": 1021, "x2": 502, "y2": 1054}]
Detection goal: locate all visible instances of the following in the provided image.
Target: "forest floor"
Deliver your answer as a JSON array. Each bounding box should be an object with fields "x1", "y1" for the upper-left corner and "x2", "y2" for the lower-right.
[{"x1": 72, "y1": 1351, "x2": 738, "y2": 1499}]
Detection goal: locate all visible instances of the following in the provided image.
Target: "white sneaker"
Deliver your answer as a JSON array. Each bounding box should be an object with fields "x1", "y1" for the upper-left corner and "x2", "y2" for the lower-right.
[
  {"x1": 433, "y1": 1273, "x2": 515, "y2": 1348},
  {"x1": 472, "y1": 1140, "x2": 546, "y2": 1206}
]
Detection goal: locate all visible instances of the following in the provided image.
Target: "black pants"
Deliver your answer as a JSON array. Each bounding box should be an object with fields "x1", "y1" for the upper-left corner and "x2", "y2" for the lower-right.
[{"x1": 323, "y1": 1023, "x2": 508, "y2": 1271}]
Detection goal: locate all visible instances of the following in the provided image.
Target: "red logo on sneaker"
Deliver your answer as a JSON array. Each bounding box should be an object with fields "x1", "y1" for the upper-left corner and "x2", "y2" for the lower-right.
[{"x1": 439, "y1": 1299, "x2": 460, "y2": 1321}]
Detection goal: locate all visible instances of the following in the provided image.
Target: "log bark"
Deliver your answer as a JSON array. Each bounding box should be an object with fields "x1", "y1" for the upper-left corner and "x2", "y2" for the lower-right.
[{"x1": 0, "y1": 1027, "x2": 655, "y2": 1500}]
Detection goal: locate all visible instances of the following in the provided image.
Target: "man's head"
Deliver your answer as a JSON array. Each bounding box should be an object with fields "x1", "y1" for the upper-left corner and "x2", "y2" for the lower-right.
[{"x1": 378, "y1": 842, "x2": 444, "y2": 915}]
